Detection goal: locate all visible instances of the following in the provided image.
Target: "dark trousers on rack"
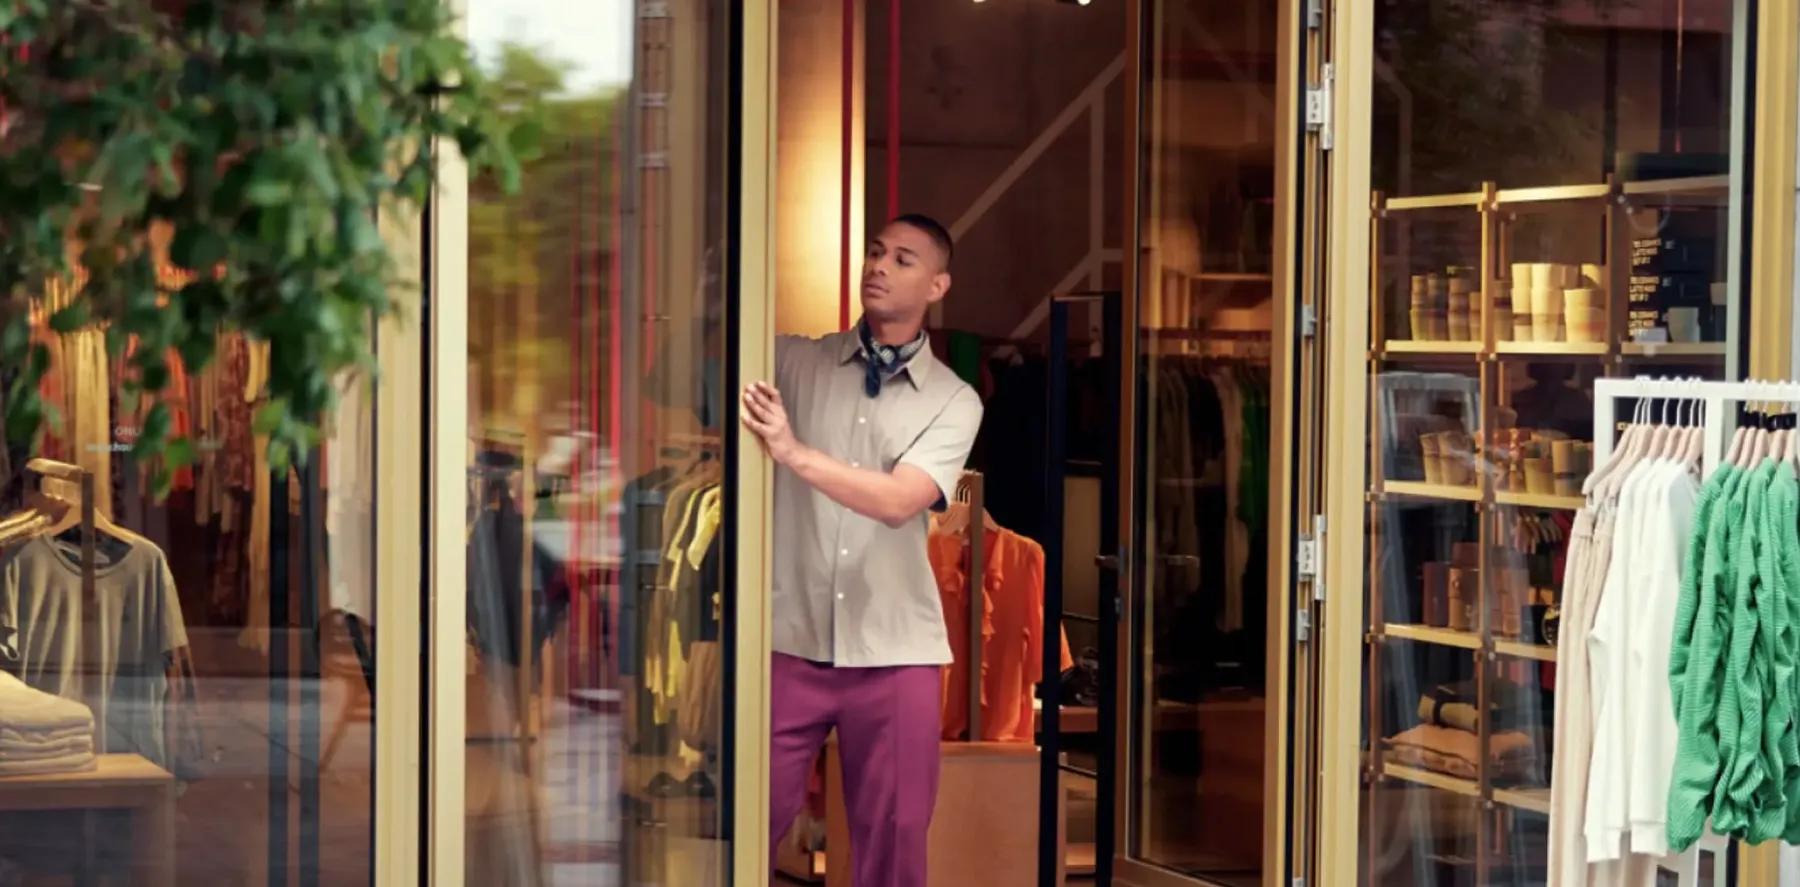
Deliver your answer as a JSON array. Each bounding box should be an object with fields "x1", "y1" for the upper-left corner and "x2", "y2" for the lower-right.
[{"x1": 769, "y1": 653, "x2": 941, "y2": 887}]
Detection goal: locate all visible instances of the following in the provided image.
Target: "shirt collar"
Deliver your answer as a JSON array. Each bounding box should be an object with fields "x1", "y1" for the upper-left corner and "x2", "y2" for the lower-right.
[{"x1": 837, "y1": 329, "x2": 931, "y2": 388}]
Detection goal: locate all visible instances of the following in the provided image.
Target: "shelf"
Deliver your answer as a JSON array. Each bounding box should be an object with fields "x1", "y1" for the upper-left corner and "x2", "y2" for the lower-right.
[
  {"x1": 1494, "y1": 786, "x2": 1552, "y2": 815},
  {"x1": 1379, "y1": 481, "x2": 1482, "y2": 502},
  {"x1": 1383, "y1": 192, "x2": 1486, "y2": 212},
  {"x1": 1621, "y1": 341, "x2": 1727, "y2": 359},
  {"x1": 1495, "y1": 183, "x2": 1613, "y2": 205},
  {"x1": 1383, "y1": 762, "x2": 1477, "y2": 797},
  {"x1": 1384, "y1": 764, "x2": 1551, "y2": 815},
  {"x1": 1495, "y1": 638, "x2": 1558, "y2": 662},
  {"x1": 1384, "y1": 623, "x2": 1481, "y2": 650},
  {"x1": 1493, "y1": 340, "x2": 1609, "y2": 357},
  {"x1": 1382, "y1": 340, "x2": 1483, "y2": 355},
  {"x1": 1195, "y1": 272, "x2": 1273, "y2": 283},
  {"x1": 1621, "y1": 175, "x2": 1729, "y2": 196},
  {"x1": 1494, "y1": 490, "x2": 1584, "y2": 510}
]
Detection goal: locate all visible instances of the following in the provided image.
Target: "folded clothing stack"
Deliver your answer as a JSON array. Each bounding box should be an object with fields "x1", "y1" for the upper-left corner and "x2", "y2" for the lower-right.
[{"x1": 0, "y1": 672, "x2": 96, "y2": 776}]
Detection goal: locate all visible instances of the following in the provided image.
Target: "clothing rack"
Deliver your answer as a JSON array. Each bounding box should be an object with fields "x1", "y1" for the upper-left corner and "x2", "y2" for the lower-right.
[
  {"x1": 1590, "y1": 376, "x2": 1800, "y2": 472},
  {"x1": 955, "y1": 470, "x2": 986, "y2": 743}
]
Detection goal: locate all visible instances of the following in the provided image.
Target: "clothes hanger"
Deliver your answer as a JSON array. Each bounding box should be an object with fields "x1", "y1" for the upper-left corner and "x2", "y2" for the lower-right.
[
  {"x1": 1586, "y1": 391, "x2": 1648, "y2": 497},
  {"x1": 1645, "y1": 395, "x2": 1677, "y2": 460},
  {"x1": 1681, "y1": 389, "x2": 1706, "y2": 468},
  {"x1": 1602, "y1": 390, "x2": 1659, "y2": 498},
  {"x1": 1750, "y1": 389, "x2": 1774, "y2": 465},
  {"x1": 1778, "y1": 386, "x2": 1792, "y2": 471},
  {"x1": 1725, "y1": 398, "x2": 1748, "y2": 467}
]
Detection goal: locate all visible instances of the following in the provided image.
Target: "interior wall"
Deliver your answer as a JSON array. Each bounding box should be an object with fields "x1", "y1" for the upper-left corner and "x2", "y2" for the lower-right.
[
  {"x1": 777, "y1": 0, "x2": 864, "y2": 338},
  {"x1": 865, "y1": 0, "x2": 1128, "y2": 339}
]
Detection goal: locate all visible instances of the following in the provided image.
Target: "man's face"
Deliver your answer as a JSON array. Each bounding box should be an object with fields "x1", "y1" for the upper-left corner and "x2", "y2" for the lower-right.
[{"x1": 860, "y1": 222, "x2": 950, "y2": 323}]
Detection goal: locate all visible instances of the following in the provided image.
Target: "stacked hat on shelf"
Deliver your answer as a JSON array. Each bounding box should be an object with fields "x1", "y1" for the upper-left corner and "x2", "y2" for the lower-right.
[
  {"x1": 1507, "y1": 263, "x2": 1606, "y2": 343},
  {"x1": 1408, "y1": 269, "x2": 1479, "y2": 342}
]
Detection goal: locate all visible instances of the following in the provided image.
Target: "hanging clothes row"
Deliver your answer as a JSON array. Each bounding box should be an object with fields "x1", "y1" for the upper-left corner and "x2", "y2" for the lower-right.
[
  {"x1": 617, "y1": 442, "x2": 724, "y2": 798},
  {"x1": 1145, "y1": 355, "x2": 1271, "y2": 697},
  {"x1": 1549, "y1": 392, "x2": 1702, "y2": 887},
  {"x1": 1548, "y1": 378, "x2": 1800, "y2": 887}
]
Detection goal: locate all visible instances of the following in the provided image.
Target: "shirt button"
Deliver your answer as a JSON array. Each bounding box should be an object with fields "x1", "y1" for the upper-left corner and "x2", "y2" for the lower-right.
[
  {"x1": 858, "y1": 417, "x2": 867, "y2": 424},
  {"x1": 841, "y1": 549, "x2": 849, "y2": 556},
  {"x1": 851, "y1": 461, "x2": 860, "y2": 468},
  {"x1": 836, "y1": 593, "x2": 845, "y2": 600}
]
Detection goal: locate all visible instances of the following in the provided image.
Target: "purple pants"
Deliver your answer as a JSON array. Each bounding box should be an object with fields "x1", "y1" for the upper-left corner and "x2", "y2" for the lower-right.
[{"x1": 769, "y1": 653, "x2": 942, "y2": 887}]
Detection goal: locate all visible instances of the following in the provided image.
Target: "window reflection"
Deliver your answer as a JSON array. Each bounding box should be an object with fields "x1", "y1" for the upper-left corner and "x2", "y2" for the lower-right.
[{"x1": 462, "y1": 4, "x2": 735, "y2": 884}]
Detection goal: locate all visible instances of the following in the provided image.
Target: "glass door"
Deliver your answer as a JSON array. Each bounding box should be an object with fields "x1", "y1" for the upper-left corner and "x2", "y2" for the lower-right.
[
  {"x1": 1121, "y1": 0, "x2": 1304, "y2": 884},
  {"x1": 426, "y1": 0, "x2": 776, "y2": 883}
]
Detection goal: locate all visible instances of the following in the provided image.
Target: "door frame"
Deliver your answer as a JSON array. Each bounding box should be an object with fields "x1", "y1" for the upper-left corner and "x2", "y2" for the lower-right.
[
  {"x1": 1111, "y1": 0, "x2": 1309, "y2": 884},
  {"x1": 1310, "y1": 0, "x2": 1800, "y2": 882},
  {"x1": 422, "y1": 0, "x2": 779, "y2": 882}
]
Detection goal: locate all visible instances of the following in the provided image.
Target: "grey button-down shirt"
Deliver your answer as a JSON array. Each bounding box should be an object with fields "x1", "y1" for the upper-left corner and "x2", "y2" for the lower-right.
[{"x1": 771, "y1": 330, "x2": 983, "y2": 667}]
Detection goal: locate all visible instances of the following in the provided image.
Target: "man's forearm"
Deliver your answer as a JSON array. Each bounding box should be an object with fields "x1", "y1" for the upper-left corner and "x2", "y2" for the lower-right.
[{"x1": 784, "y1": 445, "x2": 918, "y2": 527}]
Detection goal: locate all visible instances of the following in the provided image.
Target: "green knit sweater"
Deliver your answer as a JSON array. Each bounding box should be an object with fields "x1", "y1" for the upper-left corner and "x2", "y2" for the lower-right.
[
  {"x1": 1718, "y1": 459, "x2": 1783, "y2": 842},
  {"x1": 1666, "y1": 462, "x2": 1740, "y2": 852},
  {"x1": 1767, "y1": 464, "x2": 1800, "y2": 842}
]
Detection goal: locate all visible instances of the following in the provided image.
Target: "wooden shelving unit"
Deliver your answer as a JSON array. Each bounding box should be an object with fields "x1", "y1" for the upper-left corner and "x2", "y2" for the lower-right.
[{"x1": 1363, "y1": 175, "x2": 1732, "y2": 886}]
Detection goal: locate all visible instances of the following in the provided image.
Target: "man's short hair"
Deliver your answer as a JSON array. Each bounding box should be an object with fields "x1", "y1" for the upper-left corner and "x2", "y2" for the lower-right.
[{"x1": 891, "y1": 213, "x2": 954, "y2": 270}]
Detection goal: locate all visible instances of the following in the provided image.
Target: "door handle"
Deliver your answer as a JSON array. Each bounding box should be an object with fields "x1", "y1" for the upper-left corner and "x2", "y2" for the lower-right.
[
  {"x1": 1095, "y1": 554, "x2": 1121, "y2": 571},
  {"x1": 1158, "y1": 555, "x2": 1200, "y2": 567}
]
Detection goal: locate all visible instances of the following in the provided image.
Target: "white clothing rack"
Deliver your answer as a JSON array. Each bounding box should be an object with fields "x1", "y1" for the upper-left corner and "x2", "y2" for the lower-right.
[{"x1": 1590, "y1": 376, "x2": 1800, "y2": 472}]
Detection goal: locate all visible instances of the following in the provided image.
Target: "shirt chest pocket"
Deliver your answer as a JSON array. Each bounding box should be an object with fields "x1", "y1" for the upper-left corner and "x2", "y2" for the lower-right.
[{"x1": 867, "y1": 407, "x2": 932, "y2": 471}]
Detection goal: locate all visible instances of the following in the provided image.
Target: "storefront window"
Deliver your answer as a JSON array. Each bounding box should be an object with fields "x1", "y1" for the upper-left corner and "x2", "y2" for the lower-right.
[
  {"x1": 460, "y1": 2, "x2": 736, "y2": 884},
  {"x1": 1358, "y1": 1, "x2": 1750, "y2": 883},
  {"x1": 0, "y1": 256, "x2": 379, "y2": 883}
]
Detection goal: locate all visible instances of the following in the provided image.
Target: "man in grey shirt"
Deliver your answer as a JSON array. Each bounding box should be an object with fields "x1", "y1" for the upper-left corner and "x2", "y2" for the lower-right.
[{"x1": 741, "y1": 214, "x2": 983, "y2": 887}]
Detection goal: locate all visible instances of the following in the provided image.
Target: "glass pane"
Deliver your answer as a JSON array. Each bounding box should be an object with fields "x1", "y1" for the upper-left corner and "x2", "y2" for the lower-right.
[
  {"x1": 461, "y1": 3, "x2": 736, "y2": 886},
  {"x1": 0, "y1": 269, "x2": 378, "y2": 879},
  {"x1": 1130, "y1": 0, "x2": 1279, "y2": 877},
  {"x1": 1358, "y1": 2, "x2": 1753, "y2": 881}
]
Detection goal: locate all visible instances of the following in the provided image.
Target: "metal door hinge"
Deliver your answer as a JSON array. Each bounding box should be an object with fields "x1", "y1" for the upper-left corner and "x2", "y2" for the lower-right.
[
  {"x1": 1296, "y1": 514, "x2": 1327, "y2": 600},
  {"x1": 1295, "y1": 609, "x2": 1312, "y2": 644},
  {"x1": 1305, "y1": 0, "x2": 1322, "y2": 29},
  {"x1": 1294, "y1": 878, "x2": 1307, "y2": 887},
  {"x1": 1306, "y1": 65, "x2": 1334, "y2": 151},
  {"x1": 1295, "y1": 533, "x2": 1318, "y2": 580},
  {"x1": 639, "y1": 1, "x2": 670, "y2": 18},
  {"x1": 1300, "y1": 303, "x2": 1318, "y2": 338}
]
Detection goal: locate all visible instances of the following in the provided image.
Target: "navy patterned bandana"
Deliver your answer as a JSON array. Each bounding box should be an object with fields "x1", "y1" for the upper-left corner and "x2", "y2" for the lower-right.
[{"x1": 856, "y1": 320, "x2": 927, "y2": 398}]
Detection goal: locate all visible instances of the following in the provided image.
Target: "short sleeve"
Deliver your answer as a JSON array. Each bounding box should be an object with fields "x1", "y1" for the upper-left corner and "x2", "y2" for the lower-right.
[
  {"x1": 898, "y1": 385, "x2": 984, "y2": 510},
  {"x1": 775, "y1": 335, "x2": 811, "y2": 390},
  {"x1": 157, "y1": 553, "x2": 190, "y2": 652}
]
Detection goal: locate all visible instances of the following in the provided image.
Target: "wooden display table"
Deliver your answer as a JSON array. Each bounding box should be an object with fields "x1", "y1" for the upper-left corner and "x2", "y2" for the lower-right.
[
  {"x1": 0, "y1": 753, "x2": 175, "y2": 887},
  {"x1": 825, "y1": 739, "x2": 1041, "y2": 887}
]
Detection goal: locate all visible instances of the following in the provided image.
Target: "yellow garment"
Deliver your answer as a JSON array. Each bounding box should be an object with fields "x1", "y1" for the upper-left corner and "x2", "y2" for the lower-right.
[
  {"x1": 686, "y1": 486, "x2": 723, "y2": 569},
  {"x1": 239, "y1": 341, "x2": 274, "y2": 654},
  {"x1": 648, "y1": 488, "x2": 706, "y2": 724}
]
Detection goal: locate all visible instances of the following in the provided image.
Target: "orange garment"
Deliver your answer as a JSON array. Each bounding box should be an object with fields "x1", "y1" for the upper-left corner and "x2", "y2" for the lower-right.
[{"x1": 930, "y1": 527, "x2": 1073, "y2": 742}]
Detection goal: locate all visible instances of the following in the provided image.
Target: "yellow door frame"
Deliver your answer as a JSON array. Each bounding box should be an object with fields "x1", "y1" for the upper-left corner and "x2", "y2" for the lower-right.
[{"x1": 1313, "y1": 2, "x2": 1800, "y2": 885}]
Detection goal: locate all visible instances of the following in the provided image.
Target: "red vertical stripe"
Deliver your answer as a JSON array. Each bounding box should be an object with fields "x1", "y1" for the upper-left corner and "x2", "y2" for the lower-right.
[
  {"x1": 887, "y1": 0, "x2": 900, "y2": 218},
  {"x1": 838, "y1": 0, "x2": 855, "y2": 331},
  {"x1": 606, "y1": 114, "x2": 624, "y2": 688}
]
